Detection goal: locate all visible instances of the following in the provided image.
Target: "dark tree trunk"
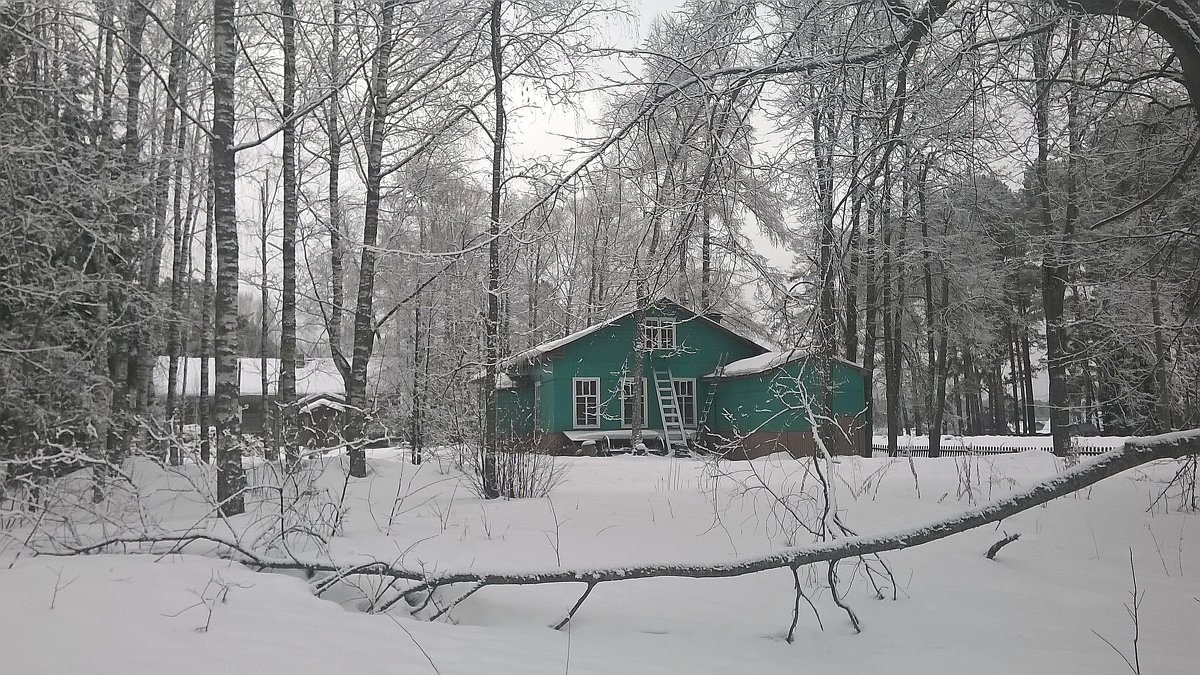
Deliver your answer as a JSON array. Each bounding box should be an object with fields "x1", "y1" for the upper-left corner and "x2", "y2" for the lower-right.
[
  {"x1": 917, "y1": 158, "x2": 948, "y2": 457},
  {"x1": 1150, "y1": 262, "x2": 1172, "y2": 429},
  {"x1": 1008, "y1": 321, "x2": 1022, "y2": 434},
  {"x1": 878, "y1": 40, "x2": 920, "y2": 455},
  {"x1": 484, "y1": 0, "x2": 506, "y2": 456},
  {"x1": 963, "y1": 348, "x2": 979, "y2": 435},
  {"x1": 327, "y1": 0, "x2": 346, "y2": 375},
  {"x1": 881, "y1": 180, "x2": 900, "y2": 456},
  {"x1": 862, "y1": 186, "x2": 879, "y2": 440},
  {"x1": 812, "y1": 97, "x2": 838, "y2": 447},
  {"x1": 108, "y1": 0, "x2": 149, "y2": 465},
  {"x1": 165, "y1": 0, "x2": 190, "y2": 465},
  {"x1": 411, "y1": 299, "x2": 424, "y2": 465},
  {"x1": 1033, "y1": 12, "x2": 1078, "y2": 455},
  {"x1": 1020, "y1": 322, "x2": 1036, "y2": 435},
  {"x1": 200, "y1": 176, "x2": 213, "y2": 465},
  {"x1": 259, "y1": 177, "x2": 274, "y2": 461},
  {"x1": 347, "y1": 0, "x2": 398, "y2": 478},
  {"x1": 843, "y1": 107, "x2": 865, "y2": 365},
  {"x1": 630, "y1": 305, "x2": 647, "y2": 453},
  {"x1": 993, "y1": 362, "x2": 1006, "y2": 434},
  {"x1": 919, "y1": 156, "x2": 939, "y2": 456}
]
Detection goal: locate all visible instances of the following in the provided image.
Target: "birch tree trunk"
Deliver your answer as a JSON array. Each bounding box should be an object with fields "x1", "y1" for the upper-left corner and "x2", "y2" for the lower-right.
[
  {"x1": 212, "y1": 0, "x2": 245, "y2": 514},
  {"x1": 280, "y1": 0, "x2": 298, "y2": 465}
]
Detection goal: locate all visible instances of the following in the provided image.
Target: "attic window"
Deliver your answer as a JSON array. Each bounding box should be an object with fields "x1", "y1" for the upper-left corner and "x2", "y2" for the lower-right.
[{"x1": 644, "y1": 317, "x2": 676, "y2": 350}]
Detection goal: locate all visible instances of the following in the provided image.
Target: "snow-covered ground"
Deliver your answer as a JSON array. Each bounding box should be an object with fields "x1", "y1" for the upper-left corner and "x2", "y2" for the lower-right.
[{"x1": 2, "y1": 446, "x2": 1198, "y2": 674}]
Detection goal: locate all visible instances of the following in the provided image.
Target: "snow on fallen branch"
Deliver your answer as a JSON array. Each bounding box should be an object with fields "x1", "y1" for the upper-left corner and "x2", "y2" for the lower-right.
[{"x1": 32, "y1": 430, "x2": 1200, "y2": 625}]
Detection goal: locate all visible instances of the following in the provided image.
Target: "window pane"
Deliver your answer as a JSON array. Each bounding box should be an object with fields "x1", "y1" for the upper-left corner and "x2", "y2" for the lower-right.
[
  {"x1": 574, "y1": 378, "x2": 599, "y2": 427},
  {"x1": 674, "y1": 380, "x2": 695, "y2": 426}
]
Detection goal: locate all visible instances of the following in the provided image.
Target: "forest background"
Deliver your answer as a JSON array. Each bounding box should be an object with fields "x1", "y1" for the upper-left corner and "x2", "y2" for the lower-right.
[{"x1": 2, "y1": 0, "x2": 1199, "y2": 512}]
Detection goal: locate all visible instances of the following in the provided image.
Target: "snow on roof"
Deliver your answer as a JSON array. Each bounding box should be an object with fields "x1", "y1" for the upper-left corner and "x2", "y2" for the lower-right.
[
  {"x1": 299, "y1": 397, "x2": 345, "y2": 414},
  {"x1": 499, "y1": 300, "x2": 769, "y2": 372},
  {"x1": 709, "y1": 350, "x2": 866, "y2": 378},
  {"x1": 498, "y1": 314, "x2": 626, "y2": 370},
  {"x1": 709, "y1": 349, "x2": 806, "y2": 378},
  {"x1": 152, "y1": 357, "x2": 403, "y2": 398}
]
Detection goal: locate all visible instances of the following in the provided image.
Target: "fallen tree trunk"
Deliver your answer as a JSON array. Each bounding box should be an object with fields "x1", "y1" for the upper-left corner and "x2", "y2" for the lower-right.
[{"x1": 46, "y1": 431, "x2": 1200, "y2": 590}]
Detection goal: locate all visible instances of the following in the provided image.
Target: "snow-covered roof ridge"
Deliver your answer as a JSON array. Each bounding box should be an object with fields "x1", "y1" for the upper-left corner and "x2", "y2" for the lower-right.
[
  {"x1": 499, "y1": 299, "x2": 769, "y2": 371},
  {"x1": 499, "y1": 314, "x2": 624, "y2": 370}
]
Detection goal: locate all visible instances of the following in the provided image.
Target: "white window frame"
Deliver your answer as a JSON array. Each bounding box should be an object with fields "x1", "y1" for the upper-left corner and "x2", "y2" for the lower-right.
[
  {"x1": 620, "y1": 377, "x2": 648, "y2": 428},
  {"x1": 572, "y1": 377, "x2": 600, "y2": 429},
  {"x1": 644, "y1": 317, "x2": 676, "y2": 350},
  {"x1": 673, "y1": 378, "x2": 697, "y2": 427}
]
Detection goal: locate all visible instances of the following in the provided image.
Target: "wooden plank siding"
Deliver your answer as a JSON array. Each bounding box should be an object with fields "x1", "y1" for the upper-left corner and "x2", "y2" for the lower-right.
[
  {"x1": 704, "y1": 358, "x2": 869, "y2": 457},
  {"x1": 494, "y1": 301, "x2": 873, "y2": 457},
  {"x1": 530, "y1": 304, "x2": 765, "y2": 435}
]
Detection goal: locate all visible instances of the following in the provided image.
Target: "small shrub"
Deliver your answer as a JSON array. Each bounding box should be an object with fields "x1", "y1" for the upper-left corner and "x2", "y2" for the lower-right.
[{"x1": 460, "y1": 446, "x2": 567, "y2": 499}]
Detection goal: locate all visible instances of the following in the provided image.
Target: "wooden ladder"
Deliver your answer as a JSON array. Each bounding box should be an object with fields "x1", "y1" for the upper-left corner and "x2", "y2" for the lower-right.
[
  {"x1": 653, "y1": 369, "x2": 689, "y2": 457},
  {"x1": 696, "y1": 353, "x2": 727, "y2": 452}
]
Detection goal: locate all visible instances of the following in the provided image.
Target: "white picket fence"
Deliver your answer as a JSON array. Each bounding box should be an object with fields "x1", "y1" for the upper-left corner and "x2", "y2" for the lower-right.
[{"x1": 869, "y1": 435, "x2": 1127, "y2": 458}]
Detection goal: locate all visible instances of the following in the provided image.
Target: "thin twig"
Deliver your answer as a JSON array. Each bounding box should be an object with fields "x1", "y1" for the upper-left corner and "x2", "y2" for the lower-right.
[
  {"x1": 553, "y1": 582, "x2": 597, "y2": 631},
  {"x1": 428, "y1": 581, "x2": 486, "y2": 622},
  {"x1": 827, "y1": 560, "x2": 861, "y2": 633}
]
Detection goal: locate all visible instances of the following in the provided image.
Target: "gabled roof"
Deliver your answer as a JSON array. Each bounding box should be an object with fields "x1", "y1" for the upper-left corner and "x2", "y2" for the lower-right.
[
  {"x1": 500, "y1": 299, "x2": 770, "y2": 371},
  {"x1": 706, "y1": 349, "x2": 868, "y2": 379}
]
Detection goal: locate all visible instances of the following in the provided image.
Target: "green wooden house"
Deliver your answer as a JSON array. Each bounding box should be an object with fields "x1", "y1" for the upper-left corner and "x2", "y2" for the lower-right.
[{"x1": 493, "y1": 300, "x2": 869, "y2": 458}]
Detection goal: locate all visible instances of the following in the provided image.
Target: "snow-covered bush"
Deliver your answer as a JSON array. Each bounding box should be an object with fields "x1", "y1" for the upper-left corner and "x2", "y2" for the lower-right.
[{"x1": 459, "y1": 446, "x2": 566, "y2": 499}]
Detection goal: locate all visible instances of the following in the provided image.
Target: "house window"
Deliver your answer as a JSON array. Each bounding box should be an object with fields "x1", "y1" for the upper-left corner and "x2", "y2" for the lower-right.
[
  {"x1": 573, "y1": 377, "x2": 599, "y2": 428},
  {"x1": 672, "y1": 379, "x2": 697, "y2": 427},
  {"x1": 621, "y1": 378, "x2": 648, "y2": 428},
  {"x1": 644, "y1": 317, "x2": 676, "y2": 350}
]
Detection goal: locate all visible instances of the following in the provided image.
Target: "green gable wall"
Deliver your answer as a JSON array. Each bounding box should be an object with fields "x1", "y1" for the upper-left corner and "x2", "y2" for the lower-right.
[
  {"x1": 534, "y1": 364, "x2": 554, "y2": 431},
  {"x1": 496, "y1": 386, "x2": 534, "y2": 436},
  {"x1": 525, "y1": 305, "x2": 764, "y2": 433},
  {"x1": 707, "y1": 359, "x2": 867, "y2": 434}
]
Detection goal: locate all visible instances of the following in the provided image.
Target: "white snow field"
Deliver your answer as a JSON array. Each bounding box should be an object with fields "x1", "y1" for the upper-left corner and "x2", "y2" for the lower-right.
[{"x1": 2, "y1": 447, "x2": 1198, "y2": 674}]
